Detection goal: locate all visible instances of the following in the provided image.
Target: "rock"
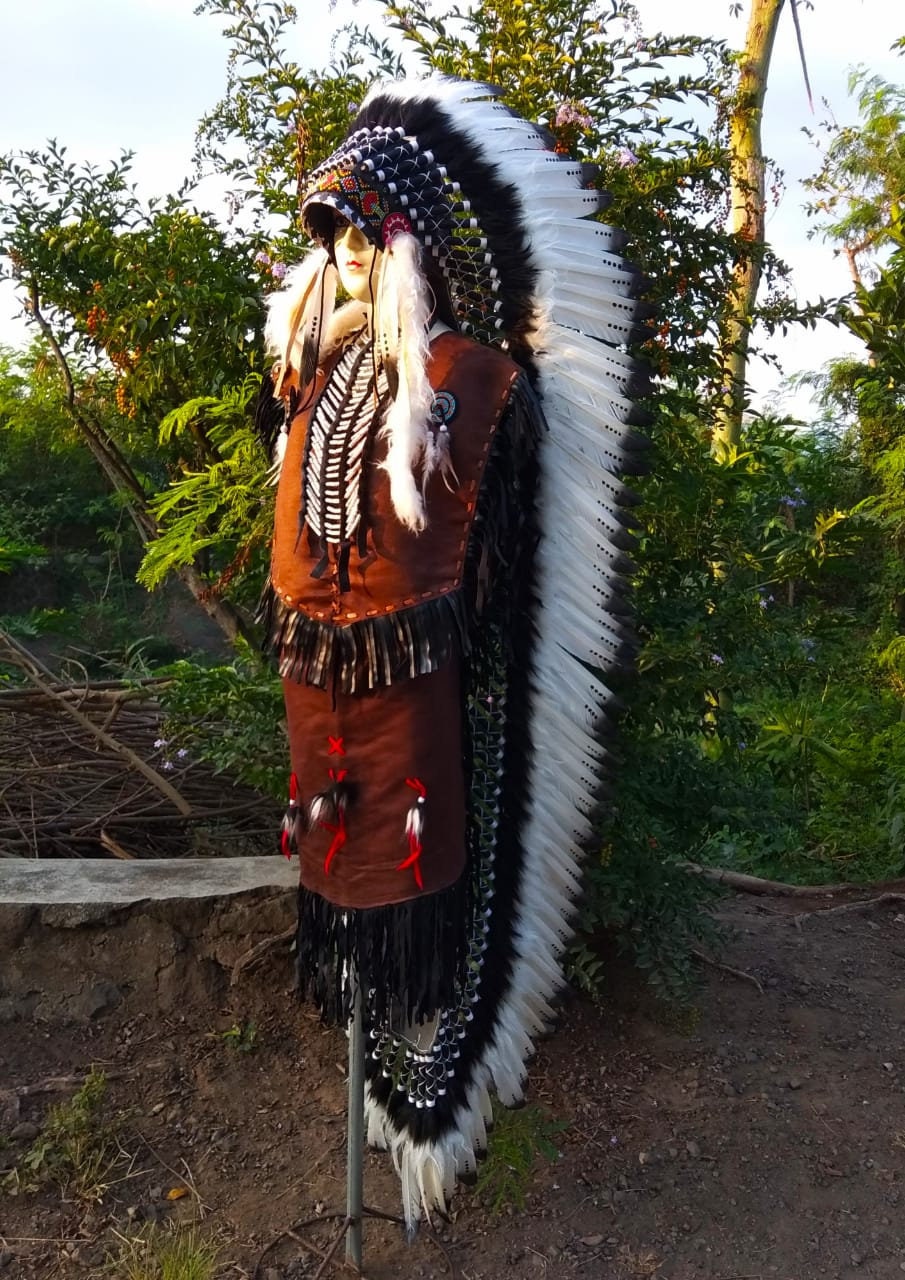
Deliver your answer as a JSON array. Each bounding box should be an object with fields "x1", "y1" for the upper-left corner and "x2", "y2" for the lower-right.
[
  {"x1": 264, "y1": 1269, "x2": 283, "y2": 1280},
  {"x1": 0, "y1": 1090, "x2": 20, "y2": 1131},
  {"x1": 0, "y1": 994, "x2": 37, "y2": 1023},
  {"x1": 580, "y1": 1235, "x2": 604, "y2": 1247},
  {"x1": 10, "y1": 1121, "x2": 39, "y2": 1143},
  {"x1": 788, "y1": 1077, "x2": 803, "y2": 1090},
  {"x1": 80, "y1": 980, "x2": 123, "y2": 1019},
  {"x1": 686, "y1": 1140, "x2": 701, "y2": 1158},
  {"x1": 0, "y1": 1249, "x2": 12, "y2": 1269}
]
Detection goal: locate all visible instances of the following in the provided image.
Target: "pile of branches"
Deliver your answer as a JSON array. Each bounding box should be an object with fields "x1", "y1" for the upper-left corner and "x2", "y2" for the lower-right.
[{"x1": 0, "y1": 631, "x2": 278, "y2": 859}]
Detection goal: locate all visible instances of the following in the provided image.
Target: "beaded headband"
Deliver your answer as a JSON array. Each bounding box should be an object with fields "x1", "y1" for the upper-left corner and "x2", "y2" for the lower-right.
[{"x1": 301, "y1": 121, "x2": 507, "y2": 345}]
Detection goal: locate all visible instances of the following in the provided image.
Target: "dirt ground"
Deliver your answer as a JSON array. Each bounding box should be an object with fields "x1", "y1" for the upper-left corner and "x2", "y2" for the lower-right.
[{"x1": 2, "y1": 890, "x2": 905, "y2": 1280}]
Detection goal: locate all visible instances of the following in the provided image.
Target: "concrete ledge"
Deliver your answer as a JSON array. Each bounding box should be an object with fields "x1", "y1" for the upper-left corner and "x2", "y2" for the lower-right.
[
  {"x1": 0, "y1": 858, "x2": 299, "y2": 1022},
  {"x1": 0, "y1": 856, "x2": 298, "y2": 904}
]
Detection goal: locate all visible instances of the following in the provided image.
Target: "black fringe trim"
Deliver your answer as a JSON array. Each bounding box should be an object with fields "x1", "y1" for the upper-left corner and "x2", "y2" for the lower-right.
[
  {"x1": 296, "y1": 876, "x2": 471, "y2": 1027},
  {"x1": 253, "y1": 370, "x2": 287, "y2": 458},
  {"x1": 259, "y1": 587, "x2": 470, "y2": 694}
]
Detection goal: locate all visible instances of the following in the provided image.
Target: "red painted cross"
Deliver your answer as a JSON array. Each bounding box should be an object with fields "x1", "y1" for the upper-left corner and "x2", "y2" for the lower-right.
[{"x1": 327, "y1": 736, "x2": 346, "y2": 757}]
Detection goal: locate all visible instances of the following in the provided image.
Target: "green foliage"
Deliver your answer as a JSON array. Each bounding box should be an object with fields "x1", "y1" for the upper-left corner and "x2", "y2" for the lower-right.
[
  {"x1": 589, "y1": 772, "x2": 725, "y2": 1004},
  {"x1": 476, "y1": 1102, "x2": 566, "y2": 1213},
  {"x1": 804, "y1": 71, "x2": 905, "y2": 265},
  {"x1": 157, "y1": 644, "x2": 286, "y2": 798},
  {"x1": 137, "y1": 375, "x2": 272, "y2": 601},
  {"x1": 3, "y1": 1068, "x2": 119, "y2": 1199},
  {"x1": 101, "y1": 1225, "x2": 219, "y2": 1280},
  {"x1": 218, "y1": 1020, "x2": 259, "y2": 1052},
  {"x1": 0, "y1": 540, "x2": 44, "y2": 575},
  {"x1": 0, "y1": 145, "x2": 270, "y2": 610}
]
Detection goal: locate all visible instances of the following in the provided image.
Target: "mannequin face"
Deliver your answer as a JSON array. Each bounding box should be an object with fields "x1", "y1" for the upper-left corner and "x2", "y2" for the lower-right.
[{"x1": 333, "y1": 218, "x2": 382, "y2": 303}]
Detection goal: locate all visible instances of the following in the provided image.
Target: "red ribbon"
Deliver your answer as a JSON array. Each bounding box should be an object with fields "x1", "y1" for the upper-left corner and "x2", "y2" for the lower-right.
[
  {"x1": 320, "y1": 768, "x2": 349, "y2": 874},
  {"x1": 322, "y1": 813, "x2": 347, "y2": 875}
]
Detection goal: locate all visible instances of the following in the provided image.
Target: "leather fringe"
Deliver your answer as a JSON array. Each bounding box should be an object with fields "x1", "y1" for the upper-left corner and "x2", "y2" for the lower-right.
[
  {"x1": 296, "y1": 874, "x2": 471, "y2": 1027},
  {"x1": 259, "y1": 587, "x2": 470, "y2": 694}
]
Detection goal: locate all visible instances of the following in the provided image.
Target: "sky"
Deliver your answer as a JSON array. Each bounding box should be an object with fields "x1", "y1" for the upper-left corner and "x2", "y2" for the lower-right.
[{"x1": 1, "y1": 0, "x2": 902, "y2": 413}]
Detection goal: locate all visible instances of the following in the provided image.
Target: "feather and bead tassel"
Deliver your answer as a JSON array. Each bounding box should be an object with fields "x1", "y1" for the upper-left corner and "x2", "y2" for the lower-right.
[
  {"x1": 396, "y1": 776, "x2": 426, "y2": 890},
  {"x1": 376, "y1": 231, "x2": 433, "y2": 532},
  {"x1": 265, "y1": 247, "x2": 336, "y2": 397},
  {"x1": 433, "y1": 423, "x2": 458, "y2": 491},
  {"x1": 279, "y1": 772, "x2": 300, "y2": 860},
  {"x1": 308, "y1": 767, "x2": 350, "y2": 875},
  {"x1": 424, "y1": 393, "x2": 459, "y2": 494}
]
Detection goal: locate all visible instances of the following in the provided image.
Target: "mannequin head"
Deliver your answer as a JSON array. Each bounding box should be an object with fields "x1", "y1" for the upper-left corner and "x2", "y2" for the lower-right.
[{"x1": 333, "y1": 218, "x2": 382, "y2": 304}]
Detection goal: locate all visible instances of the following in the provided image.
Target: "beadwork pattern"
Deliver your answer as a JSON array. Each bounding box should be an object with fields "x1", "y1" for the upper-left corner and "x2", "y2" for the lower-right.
[
  {"x1": 366, "y1": 677, "x2": 506, "y2": 1109},
  {"x1": 303, "y1": 126, "x2": 507, "y2": 347},
  {"x1": 301, "y1": 333, "x2": 388, "y2": 545}
]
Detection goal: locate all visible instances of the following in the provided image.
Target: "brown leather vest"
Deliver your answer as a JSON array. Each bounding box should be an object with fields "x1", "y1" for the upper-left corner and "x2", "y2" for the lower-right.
[{"x1": 271, "y1": 331, "x2": 520, "y2": 627}]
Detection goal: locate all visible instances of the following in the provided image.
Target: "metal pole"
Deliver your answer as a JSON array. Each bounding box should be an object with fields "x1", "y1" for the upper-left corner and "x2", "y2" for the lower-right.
[{"x1": 345, "y1": 987, "x2": 365, "y2": 1270}]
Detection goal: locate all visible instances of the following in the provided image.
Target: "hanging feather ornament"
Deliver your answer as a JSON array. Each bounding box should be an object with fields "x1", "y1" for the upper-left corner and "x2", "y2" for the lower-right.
[
  {"x1": 397, "y1": 777, "x2": 427, "y2": 890},
  {"x1": 279, "y1": 772, "x2": 300, "y2": 861},
  {"x1": 375, "y1": 230, "x2": 434, "y2": 531},
  {"x1": 308, "y1": 768, "x2": 350, "y2": 876}
]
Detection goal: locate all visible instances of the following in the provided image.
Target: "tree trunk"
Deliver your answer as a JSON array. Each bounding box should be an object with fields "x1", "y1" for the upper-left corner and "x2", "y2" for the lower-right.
[{"x1": 713, "y1": 0, "x2": 785, "y2": 460}]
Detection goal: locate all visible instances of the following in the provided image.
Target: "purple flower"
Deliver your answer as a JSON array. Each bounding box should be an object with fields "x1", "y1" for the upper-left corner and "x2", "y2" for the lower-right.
[
  {"x1": 554, "y1": 101, "x2": 593, "y2": 130},
  {"x1": 161, "y1": 760, "x2": 174, "y2": 771},
  {"x1": 738, "y1": 741, "x2": 747, "y2": 750},
  {"x1": 153, "y1": 737, "x2": 167, "y2": 749},
  {"x1": 710, "y1": 654, "x2": 724, "y2": 665},
  {"x1": 616, "y1": 146, "x2": 639, "y2": 168},
  {"x1": 758, "y1": 597, "x2": 768, "y2": 610},
  {"x1": 176, "y1": 748, "x2": 189, "y2": 760},
  {"x1": 254, "y1": 250, "x2": 271, "y2": 268},
  {"x1": 271, "y1": 261, "x2": 287, "y2": 280}
]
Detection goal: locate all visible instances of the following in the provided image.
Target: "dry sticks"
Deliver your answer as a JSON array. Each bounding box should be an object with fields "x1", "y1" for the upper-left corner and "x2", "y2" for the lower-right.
[{"x1": 0, "y1": 630, "x2": 275, "y2": 859}]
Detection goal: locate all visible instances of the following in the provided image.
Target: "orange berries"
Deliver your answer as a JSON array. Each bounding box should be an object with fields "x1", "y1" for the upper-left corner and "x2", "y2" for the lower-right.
[{"x1": 85, "y1": 304, "x2": 108, "y2": 334}]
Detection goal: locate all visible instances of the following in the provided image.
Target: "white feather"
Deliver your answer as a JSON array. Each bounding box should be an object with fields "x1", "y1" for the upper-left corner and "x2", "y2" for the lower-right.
[
  {"x1": 334, "y1": 75, "x2": 647, "y2": 1233},
  {"x1": 378, "y1": 231, "x2": 433, "y2": 532}
]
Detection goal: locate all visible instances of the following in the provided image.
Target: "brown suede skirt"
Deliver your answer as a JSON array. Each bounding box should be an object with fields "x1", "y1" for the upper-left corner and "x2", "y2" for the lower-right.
[{"x1": 283, "y1": 659, "x2": 467, "y2": 910}]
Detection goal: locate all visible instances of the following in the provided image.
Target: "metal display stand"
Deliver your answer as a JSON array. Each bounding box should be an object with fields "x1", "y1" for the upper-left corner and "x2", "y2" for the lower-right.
[
  {"x1": 254, "y1": 990, "x2": 456, "y2": 1278},
  {"x1": 253, "y1": 990, "x2": 404, "y2": 1279}
]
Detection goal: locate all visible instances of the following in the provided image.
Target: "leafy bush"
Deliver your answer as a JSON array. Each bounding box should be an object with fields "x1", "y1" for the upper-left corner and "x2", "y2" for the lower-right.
[{"x1": 157, "y1": 643, "x2": 286, "y2": 799}]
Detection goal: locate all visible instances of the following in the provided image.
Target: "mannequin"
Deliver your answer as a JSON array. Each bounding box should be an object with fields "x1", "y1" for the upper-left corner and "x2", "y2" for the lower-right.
[
  {"x1": 333, "y1": 219, "x2": 381, "y2": 302},
  {"x1": 258, "y1": 76, "x2": 646, "y2": 1228}
]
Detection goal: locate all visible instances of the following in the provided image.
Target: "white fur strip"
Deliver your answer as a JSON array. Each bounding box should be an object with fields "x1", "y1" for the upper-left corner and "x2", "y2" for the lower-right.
[{"x1": 377, "y1": 231, "x2": 433, "y2": 532}]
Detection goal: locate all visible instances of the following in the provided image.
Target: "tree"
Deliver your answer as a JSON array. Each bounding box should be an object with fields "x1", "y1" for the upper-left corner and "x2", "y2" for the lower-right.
[
  {"x1": 805, "y1": 71, "x2": 905, "y2": 290},
  {"x1": 712, "y1": 0, "x2": 786, "y2": 458},
  {"x1": 0, "y1": 145, "x2": 268, "y2": 640}
]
